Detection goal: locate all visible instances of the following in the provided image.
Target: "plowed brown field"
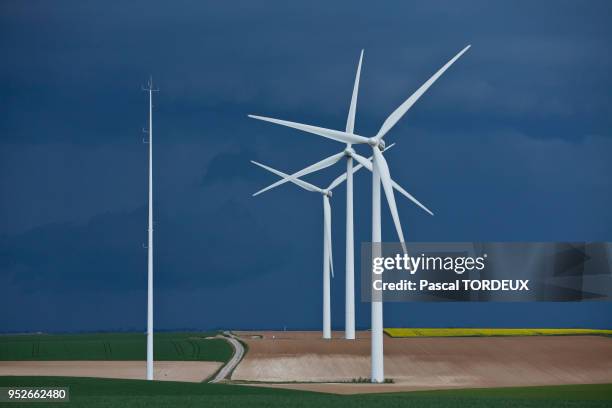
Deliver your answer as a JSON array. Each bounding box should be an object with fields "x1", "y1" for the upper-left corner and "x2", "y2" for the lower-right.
[{"x1": 232, "y1": 331, "x2": 612, "y2": 394}]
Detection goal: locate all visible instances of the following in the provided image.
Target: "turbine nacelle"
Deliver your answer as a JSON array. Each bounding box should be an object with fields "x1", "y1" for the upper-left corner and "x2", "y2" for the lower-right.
[
  {"x1": 343, "y1": 146, "x2": 356, "y2": 157},
  {"x1": 367, "y1": 138, "x2": 386, "y2": 151}
]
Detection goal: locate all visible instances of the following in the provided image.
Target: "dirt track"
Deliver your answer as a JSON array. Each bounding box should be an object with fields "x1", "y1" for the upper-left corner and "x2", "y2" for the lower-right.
[
  {"x1": 232, "y1": 331, "x2": 612, "y2": 394},
  {"x1": 0, "y1": 361, "x2": 222, "y2": 383},
  {"x1": 210, "y1": 333, "x2": 244, "y2": 383}
]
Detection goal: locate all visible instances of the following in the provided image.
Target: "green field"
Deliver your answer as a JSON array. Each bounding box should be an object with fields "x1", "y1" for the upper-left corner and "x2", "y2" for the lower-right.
[
  {"x1": 385, "y1": 328, "x2": 612, "y2": 337},
  {"x1": 0, "y1": 332, "x2": 233, "y2": 362},
  {"x1": 0, "y1": 377, "x2": 610, "y2": 407}
]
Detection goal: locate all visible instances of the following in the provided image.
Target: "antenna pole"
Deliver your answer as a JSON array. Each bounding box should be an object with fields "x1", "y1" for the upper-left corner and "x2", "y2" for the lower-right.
[{"x1": 144, "y1": 76, "x2": 158, "y2": 381}]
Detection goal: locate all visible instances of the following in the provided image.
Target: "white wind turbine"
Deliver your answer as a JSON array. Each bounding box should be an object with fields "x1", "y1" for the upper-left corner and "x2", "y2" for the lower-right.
[
  {"x1": 252, "y1": 161, "x2": 339, "y2": 339},
  {"x1": 252, "y1": 145, "x2": 417, "y2": 339},
  {"x1": 249, "y1": 45, "x2": 470, "y2": 382},
  {"x1": 252, "y1": 50, "x2": 432, "y2": 340}
]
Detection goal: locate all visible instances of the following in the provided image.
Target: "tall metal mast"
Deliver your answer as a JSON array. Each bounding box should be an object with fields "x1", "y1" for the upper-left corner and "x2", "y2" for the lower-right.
[{"x1": 143, "y1": 77, "x2": 158, "y2": 381}]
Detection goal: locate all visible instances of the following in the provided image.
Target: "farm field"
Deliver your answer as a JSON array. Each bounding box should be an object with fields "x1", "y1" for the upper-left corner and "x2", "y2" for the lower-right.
[
  {"x1": 385, "y1": 328, "x2": 612, "y2": 337},
  {"x1": 0, "y1": 332, "x2": 232, "y2": 362},
  {"x1": 1, "y1": 376, "x2": 611, "y2": 407},
  {"x1": 3, "y1": 330, "x2": 612, "y2": 393},
  {"x1": 0, "y1": 361, "x2": 223, "y2": 383},
  {"x1": 232, "y1": 331, "x2": 612, "y2": 393}
]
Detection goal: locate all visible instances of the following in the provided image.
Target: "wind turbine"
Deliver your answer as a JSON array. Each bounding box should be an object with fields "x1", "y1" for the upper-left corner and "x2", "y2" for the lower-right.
[
  {"x1": 252, "y1": 50, "x2": 433, "y2": 339},
  {"x1": 252, "y1": 145, "x2": 414, "y2": 339},
  {"x1": 249, "y1": 45, "x2": 470, "y2": 382},
  {"x1": 252, "y1": 161, "x2": 338, "y2": 339},
  {"x1": 143, "y1": 77, "x2": 158, "y2": 381}
]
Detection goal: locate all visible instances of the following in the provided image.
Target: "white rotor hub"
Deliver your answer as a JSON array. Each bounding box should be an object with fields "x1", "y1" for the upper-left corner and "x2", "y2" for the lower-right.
[
  {"x1": 344, "y1": 147, "x2": 356, "y2": 157},
  {"x1": 368, "y1": 138, "x2": 385, "y2": 151}
]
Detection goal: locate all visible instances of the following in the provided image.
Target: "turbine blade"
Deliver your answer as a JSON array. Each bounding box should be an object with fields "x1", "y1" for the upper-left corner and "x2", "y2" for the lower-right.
[
  {"x1": 251, "y1": 161, "x2": 322, "y2": 194},
  {"x1": 248, "y1": 115, "x2": 369, "y2": 145},
  {"x1": 372, "y1": 148, "x2": 408, "y2": 254},
  {"x1": 375, "y1": 45, "x2": 471, "y2": 140},
  {"x1": 328, "y1": 158, "x2": 366, "y2": 190},
  {"x1": 254, "y1": 151, "x2": 345, "y2": 196},
  {"x1": 350, "y1": 152, "x2": 373, "y2": 172},
  {"x1": 353, "y1": 150, "x2": 433, "y2": 216},
  {"x1": 346, "y1": 50, "x2": 364, "y2": 135},
  {"x1": 327, "y1": 175, "x2": 347, "y2": 191},
  {"x1": 391, "y1": 180, "x2": 434, "y2": 216},
  {"x1": 324, "y1": 195, "x2": 334, "y2": 278}
]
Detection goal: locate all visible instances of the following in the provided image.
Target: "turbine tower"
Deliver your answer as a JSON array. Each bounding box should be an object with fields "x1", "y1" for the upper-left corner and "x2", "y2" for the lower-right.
[
  {"x1": 343, "y1": 50, "x2": 362, "y2": 340},
  {"x1": 249, "y1": 45, "x2": 470, "y2": 382},
  {"x1": 143, "y1": 77, "x2": 158, "y2": 381}
]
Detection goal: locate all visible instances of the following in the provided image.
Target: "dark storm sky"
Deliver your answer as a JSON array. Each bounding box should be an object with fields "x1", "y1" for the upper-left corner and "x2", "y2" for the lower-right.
[{"x1": 1, "y1": 1, "x2": 611, "y2": 332}]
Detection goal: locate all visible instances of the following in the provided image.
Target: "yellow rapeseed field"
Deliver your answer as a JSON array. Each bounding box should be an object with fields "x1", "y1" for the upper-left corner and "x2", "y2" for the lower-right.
[{"x1": 384, "y1": 328, "x2": 612, "y2": 337}]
